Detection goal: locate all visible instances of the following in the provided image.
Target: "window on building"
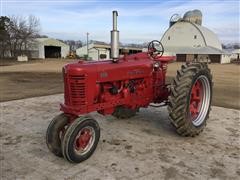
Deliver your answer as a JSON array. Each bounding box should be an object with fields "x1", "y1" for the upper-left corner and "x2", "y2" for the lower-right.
[
  {"x1": 100, "y1": 54, "x2": 107, "y2": 59},
  {"x1": 194, "y1": 35, "x2": 197, "y2": 39},
  {"x1": 168, "y1": 36, "x2": 170, "y2": 40}
]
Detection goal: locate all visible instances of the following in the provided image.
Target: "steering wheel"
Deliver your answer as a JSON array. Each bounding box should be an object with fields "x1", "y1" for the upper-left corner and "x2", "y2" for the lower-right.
[{"x1": 148, "y1": 40, "x2": 164, "y2": 58}]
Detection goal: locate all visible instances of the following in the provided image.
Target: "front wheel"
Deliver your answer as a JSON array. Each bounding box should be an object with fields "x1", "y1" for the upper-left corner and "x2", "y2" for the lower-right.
[
  {"x1": 61, "y1": 116, "x2": 100, "y2": 163},
  {"x1": 168, "y1": 63, "x2": 213, "y2": 136},
  {"x1": 46, "y1": 113, "x2": 69, "y2": 157}
]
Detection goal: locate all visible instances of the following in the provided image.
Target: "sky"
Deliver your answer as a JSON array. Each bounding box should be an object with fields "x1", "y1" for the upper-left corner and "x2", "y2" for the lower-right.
[{"x1": 1, "y1": 0, "x2": 239, "y2": 44}]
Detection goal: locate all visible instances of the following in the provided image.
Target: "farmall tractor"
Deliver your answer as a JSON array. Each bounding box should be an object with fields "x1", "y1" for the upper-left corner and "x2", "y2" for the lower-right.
[{"x1": 46, "y1": 11, "x2": 213, "y2": 163}]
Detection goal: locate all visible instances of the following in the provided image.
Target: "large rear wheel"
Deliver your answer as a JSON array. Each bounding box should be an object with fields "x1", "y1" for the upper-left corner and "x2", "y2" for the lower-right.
[{"x1": 168, "y1": 63, "x2": 213, "y2": 136}]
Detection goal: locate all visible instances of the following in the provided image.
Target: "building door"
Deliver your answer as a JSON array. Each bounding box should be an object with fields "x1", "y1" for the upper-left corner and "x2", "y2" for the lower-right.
[
  {"x1": 44, "y1": 46, "x2": 61, "y2": 58},
  {"x1": 209, "y1": 54, "x2": 221, "y2": 63},
  {"x1": 176, "y1": 54, "x2": 186, "y2": 62}
]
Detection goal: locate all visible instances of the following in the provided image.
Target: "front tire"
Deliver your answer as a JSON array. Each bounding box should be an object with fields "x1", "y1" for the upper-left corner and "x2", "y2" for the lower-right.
[
  {"x1": 168, "y1": 63, "x2": 213, "y2": 136},
  {"x1": 61, "y1": 116, "x2": 100, "y2": 163},
  {"x1": 46, "y1": 113, "x2": 69, "y2": 157}
]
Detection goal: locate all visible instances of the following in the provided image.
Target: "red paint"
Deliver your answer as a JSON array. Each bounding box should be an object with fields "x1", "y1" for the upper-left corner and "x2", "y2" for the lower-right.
[
  {"x1": 190, "y1": 79, "x2": 203, "y2": 120},
  {"x1": 60, "y1": 52, "x2": 175, "y2": 116}
]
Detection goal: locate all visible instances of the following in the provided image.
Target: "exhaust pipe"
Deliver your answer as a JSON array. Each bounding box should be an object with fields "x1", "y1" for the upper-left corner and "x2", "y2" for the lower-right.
[{"x1": 111, "y1": 11, "x2": 119, "y2": 62}]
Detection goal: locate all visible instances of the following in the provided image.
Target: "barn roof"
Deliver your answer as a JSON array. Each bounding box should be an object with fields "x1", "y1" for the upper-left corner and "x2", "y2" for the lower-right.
[
  {"x1": 35, "y1": 38, "x2": 69, "y2": 47},
  {"x1": 161, "y1": 21, "x2": 223, "y2": 54},
  {"x1": 192, "y1": 23, "x2": 222, "y2": 50}
]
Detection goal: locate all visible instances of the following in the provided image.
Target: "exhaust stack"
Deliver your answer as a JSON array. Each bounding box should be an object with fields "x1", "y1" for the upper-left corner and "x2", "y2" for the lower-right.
[{"x1": 111, "y1": 11, "x2": 119, "y2": 62}]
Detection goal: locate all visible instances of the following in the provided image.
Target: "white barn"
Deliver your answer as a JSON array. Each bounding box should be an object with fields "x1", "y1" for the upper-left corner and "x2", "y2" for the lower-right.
[
  {"x1": 30, "y1": 38, "x2": 70, "y2": 59},
  {"x1": 231, "y1": 49, "x2": 240, "y2": 60},
  {"x1": 76, "y1": 42, "x2": 142, "y2": 61},
  {"x1": 76, "y1": 42, "x2": 110, "y2": 60},
  {"x1": 161, "y1": 10, "x2": 230, "y2": 64}
]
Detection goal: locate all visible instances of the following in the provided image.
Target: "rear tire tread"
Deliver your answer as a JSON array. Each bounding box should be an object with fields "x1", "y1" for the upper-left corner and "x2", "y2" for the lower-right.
[{"x1": 168, "y1": 62, "x2": 213, "y2": 137}]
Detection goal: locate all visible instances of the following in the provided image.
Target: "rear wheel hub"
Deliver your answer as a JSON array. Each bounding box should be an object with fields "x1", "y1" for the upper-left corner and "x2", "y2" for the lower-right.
[
  {"x1": 189, "y1": 75, "x2": 211, "y2": 126},
  {"x1": 190, "y1": 79, "x2": 203, "y2": 118}
]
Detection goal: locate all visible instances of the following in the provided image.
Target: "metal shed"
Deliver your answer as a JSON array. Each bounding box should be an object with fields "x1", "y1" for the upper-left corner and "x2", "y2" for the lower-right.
[
  {"x1": 31, "y1": 38, "x2": 70, "y2": 59},
  {"x1": 76, "y1": 42, "x2": 142, "y2": 61}
]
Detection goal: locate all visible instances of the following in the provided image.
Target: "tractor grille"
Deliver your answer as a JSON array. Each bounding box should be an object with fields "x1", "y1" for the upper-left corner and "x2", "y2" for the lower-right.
[{"x1": 65, "y1": 74, "x2": 87, "y2": 107}]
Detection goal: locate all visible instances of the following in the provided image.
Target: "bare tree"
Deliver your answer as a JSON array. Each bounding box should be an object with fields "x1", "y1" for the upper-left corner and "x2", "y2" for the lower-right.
[
  {"x1": 0, "y1": 16, "x2": 11, "y2": 58},
  {"x1": 63, "y1": 40, "x2": 83, "y2": 51},
  {"x1": 4, "y1": 15, "x2": 40, "y2": 58},
  {"x1": 0, "y1": 15, "x2": 42, "y2": 59}
]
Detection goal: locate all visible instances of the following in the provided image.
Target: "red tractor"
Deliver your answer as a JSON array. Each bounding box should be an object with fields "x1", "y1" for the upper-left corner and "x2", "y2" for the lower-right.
[{"x1": 46, "y1": 11, "x2": 213, "y2": 163}]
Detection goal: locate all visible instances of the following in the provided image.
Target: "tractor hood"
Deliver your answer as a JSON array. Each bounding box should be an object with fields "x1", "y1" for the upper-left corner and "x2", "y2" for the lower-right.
[{"x1": 63, "y1": 53, "x2": 155, "y2": 83}]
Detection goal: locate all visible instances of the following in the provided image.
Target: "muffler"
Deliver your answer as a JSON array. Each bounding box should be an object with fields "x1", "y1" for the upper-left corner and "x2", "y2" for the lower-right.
[{"x1": 111, "y1": 11, "x2": 119, "y2": 62}]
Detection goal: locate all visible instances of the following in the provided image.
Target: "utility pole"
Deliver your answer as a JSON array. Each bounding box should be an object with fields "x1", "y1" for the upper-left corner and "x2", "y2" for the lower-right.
[{"x1": 86, "y1": 32, "x2": 89, "y2": 59}]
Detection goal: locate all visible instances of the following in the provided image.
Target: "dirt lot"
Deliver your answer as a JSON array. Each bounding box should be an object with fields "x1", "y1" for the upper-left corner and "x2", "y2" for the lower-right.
[
  {"x1": 0, "y1": 59, "x2": 240, "y2": 109},
  {"x1": 0, "y1": 94, "x2": 239, "y2": 180},
  {"x1": 1, "y1": 60, "x2": 240, "y2": 179}
]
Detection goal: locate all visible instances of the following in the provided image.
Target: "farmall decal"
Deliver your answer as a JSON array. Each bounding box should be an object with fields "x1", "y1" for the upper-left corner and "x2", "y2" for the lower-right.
[
  {"x1": 128, "y1": 69, "x2": 144, "y2": 76},
  {"x1": 100, "y1": 72, "x2": 108, "y2": 78}
]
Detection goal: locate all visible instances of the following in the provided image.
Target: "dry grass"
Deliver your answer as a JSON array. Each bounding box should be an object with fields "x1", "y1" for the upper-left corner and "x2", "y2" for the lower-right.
[{"x1": 167, "y1": 63, "x2": 240, "y2": 109}]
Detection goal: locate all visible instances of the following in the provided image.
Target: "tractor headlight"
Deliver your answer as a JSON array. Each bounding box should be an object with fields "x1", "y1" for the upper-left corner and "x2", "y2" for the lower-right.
[{"x1": 153, "y1": 62, "x2": 160, "y2": 68}]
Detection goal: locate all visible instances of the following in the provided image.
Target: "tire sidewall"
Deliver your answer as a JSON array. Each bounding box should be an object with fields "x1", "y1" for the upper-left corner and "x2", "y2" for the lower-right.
[
  {"x1": 186, "y1": 68, "x2": 213, "y2": 130},
  {"x1": 64, "y1": 118, "x2": 100, "y2": 163},
  {"x1": 46, "y1": 113, "x2": 68, "y2": 157}
]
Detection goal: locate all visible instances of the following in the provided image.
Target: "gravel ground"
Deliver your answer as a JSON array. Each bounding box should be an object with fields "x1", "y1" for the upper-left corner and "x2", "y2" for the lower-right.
[{"x1": 0, "y1": 94, "x2": 239, "y2": 180}]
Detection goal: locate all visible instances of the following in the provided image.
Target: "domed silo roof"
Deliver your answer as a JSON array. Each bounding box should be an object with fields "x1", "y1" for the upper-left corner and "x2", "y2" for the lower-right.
[
  {"x1": 183, "y1": 9, "x2": 202, "y2": 25},
  {"x1": 169, "y1": 14, "x2": 181, "y2": 27},
  {"x1": 183, "y1": 11, "x2": 194, "y2": 20},
  {"x1": 192, "y1": 9, "x2": 202, "y2": 17}
]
